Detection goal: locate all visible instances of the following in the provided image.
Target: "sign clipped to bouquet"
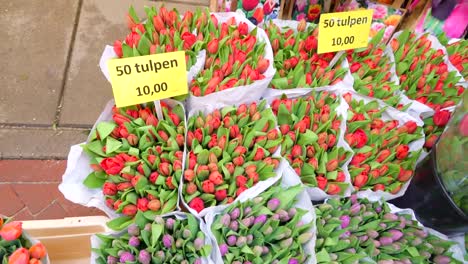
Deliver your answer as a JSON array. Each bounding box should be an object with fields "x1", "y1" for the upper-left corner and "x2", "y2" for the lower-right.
[
  {"x1": 107, "y1": 51, "x2": 188, "y2": 107},
  {"x1": 317, "y1": 9, "x2": 373, "y2": 54}
]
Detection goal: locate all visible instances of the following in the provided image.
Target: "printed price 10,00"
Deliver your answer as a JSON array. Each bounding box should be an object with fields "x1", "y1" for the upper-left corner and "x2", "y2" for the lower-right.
[
  {"x1": 136, "y1": 82, "x2": 168, "y2": 97},
  {"x1": 331, "y1": 36, "x2": 355, "y2": 47}
]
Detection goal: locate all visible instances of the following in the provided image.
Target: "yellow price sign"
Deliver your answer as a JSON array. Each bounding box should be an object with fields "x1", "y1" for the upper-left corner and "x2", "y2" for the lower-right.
[
  {"x1": 107, "y1": 51, "x2": 188, "y2": 107},
  {"x1": 317, "y1": 10, "x2": 374, "y2": 54}
]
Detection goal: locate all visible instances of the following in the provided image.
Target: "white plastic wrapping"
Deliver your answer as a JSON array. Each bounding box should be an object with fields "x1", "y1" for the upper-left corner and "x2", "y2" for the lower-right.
[
  {"x1": 186, "y1": 12, "x2": 275, "y2": 113},
  {"x1": 99, "y1": 45, "x2": 206, "y2": 85},
  {"x1": 90, "y1": 212, "x2": 214, "y2": 264},
  {"x1": 58, "y1": 99, "x2": 186, "y2": 219},
  {"x1": 205, "y1": 160, "x2": 317, "y2": 264},
  {"x1": 182, "y1": 99, "x2": 283, "y2": 217},
  {"x1": 347, "y1": 93, "x2": 425, "y2": 201},
  {"x1": 262, "y1": 88, "x2": 355, "y2": 201}
]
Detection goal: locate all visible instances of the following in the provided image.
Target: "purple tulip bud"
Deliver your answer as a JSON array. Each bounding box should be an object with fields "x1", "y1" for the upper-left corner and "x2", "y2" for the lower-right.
[
  {"x1": 350, "y1": 194, "x2": 358, "y2": 204},
  {"x1": 288, "y1": 259, "x2": 299, "y2": 264},
  {"x1": 165, "y1": 218, "x2": 175, "y2": 230},
  {"x1": 244, "y1": 261, "x2": 252, "y2": 264},
  {"x1": 367, "y1": 229, "x2": 379, "y2": 239},
  {"x1": 129, "y1": 236, "x2": 140, "y2": 247},
  {"x1": 359, "y1": 235, "x2": 368, "y2": 242},
  {"x1": 154, "y1": 216, "x2": 164, "y2": 225},
  {"x1": 162, "y1": 234, "x2": 174, "y2": 248},
  {"x1": 263, "y1": 226, "x2": 273, "y2": 235},
  {"x1": 241, "y1": 216, "x2": 254, "y2": 227},
  {"x1": 194, "y1": 238, "x2": 204, "y2": 251},
  {"x1": 267, "y1": 198, "x2": 281, "y2": 211},
  {"x1": 221, "y1": 214, "x2": 231, "y2": 227},
  {"x1": 377, "y1": 261, "x2": 393, "y2": 264},
  {"x1": 229, "y1": 221, "x2": 239, "y2": 231},
  {"x1": 254, "y1": 215, "x2": 267, "y2": 225},
  {"x1": 127, "y1": 224, "x2": 139, "y2": 236},
  {"x1": 375, "y1": 206, "x2": 382, "y2": 213},
  {"x1": 389, "y1": 229, "x2": 403, "y2": 241},
  {"x1": 253, "y1": 245, "x2": 263, "y2": 256},
  {"x1": 379, "y1": 223, "x2": 387, "y2": 229},
  {"x1": 138, "y1": 250, "x2": 151, "y2": 264},
  {"x1": 379, "y1": 236, "x2": 393, "y2": 246},
  {"x1": 271, "y1": 214, "x2": 280, "y2": 220},
  {"x1": 340, "y1": 230, "x2": 351, "y2": 238},
  {"x1": 219, "y1": 244, "x2": 229, "y2": 256},
  {"x1": 244, "y1": 206, "x2": 252, "y2": 215},
  {"x1": 253, "y1": 197, "x2": 263, "y2": 204},
  {"x1": 230, "y1": 208, "x2": 240, "y2": 220},
  {"x1": 373, "y1": 240, "x2": 381, "y2": 247},
  {"x1": 296, "y1": 220, "x2": 304, "y2": 227},
  {"x1": 288, "y1": 208, "x2": 297, "y2": 218},
  {"x1": 434, "y1": 255, "x2": 451, "y2": 264},
  {"x1": 194, "y1": 259, "x2": 202, "y2": 264},
  {"x1": 339, "y1": 215, "x2": 350, "y2": 229},
  {"x1": 227, "y1": 235, "x2": 237, "y2": 246},
  {"x1": 415, "y1": 229, "x2": 428, "y2": 238},
  {"x1": 107, "y1": 256, "x2": 118, "y2": 264},
  {"x1": 236, "y1": 236, "x2": 247, "y2": 247},
  {"x1": 350, "y1": 203, "x2": 361, "y2": 215},
  {"x1": 411, "y1": 237, "x2": 422, "y2": 246},
  {"x1": 280, "y1": 237, "x2": 293, "y2": 247},
  {"x1": 278, "y1": 209, "x2": 289, "y2": 222},
  {"x1": 232, "y1": 261, "x2": 242, "y2": 264},
  {"x1": 155, "y1": 251, "x2": 165, "y2": 261},
  {"x1": 183, "y1": 229, "x2": 192, "y2": 239},
  {"x1": 262, "y1": 246, "x2": 269, "y2": 254},
  {"x1": 345, "y1": 248, "x2": 356, "y2": 254},
  {"x1": 383, "y1": 213, "x2": 398, "y2": 221},
  {"x1": 144, "y1": 223, "x2": 151, "y2": 231},
  {"x1": 246, "y1": 234, "x2": 253, "y2": 244},
  {"x1": 119, "y1": 252, "x2": 135, "y2": 263},
  {"x1": 176, "y1": 238, "x2": 184, "y2": 248}
]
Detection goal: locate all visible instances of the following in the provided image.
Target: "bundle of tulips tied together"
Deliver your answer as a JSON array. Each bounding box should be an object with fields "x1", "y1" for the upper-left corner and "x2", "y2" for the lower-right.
[
  {"x1": 0, "y1": 217, "x2": 47, "y2": 264},
  {"x1": 264, "y1": 20, "x2": 348, "y2": 89},
  {"x1": 346, "y1": 30, "x2": 404, "y2": 109},
  {"x1": 94, "y1": 213, "x2": 211, "y2": 264},
  {"x1": 183, "y1": 100, "x2": 282, "y2": 214},
  {"x1": 209, "y1": 184, "x2": 314, "y2": 264},
  {"x1": 270, "y1": 92, "x2": 353, "y2": 196},
  {"x1": 114, "y1": 6, "x2": 204, "y2": 71},
  {"x1": 391, "y1": 30, "x2": 464, "y2": 112},
  {"x1": 315, "y1": 196, "x2": 463, "y2": 263},
  {"x1": 343, "y1": 93, "x2": 423, "y2": 194},
  {"x1": 189, "y1": 11, "x2": 270, "y2": 96},
  {"x1": 82, "y1": 101, "x2": 185, "y2": 230}
]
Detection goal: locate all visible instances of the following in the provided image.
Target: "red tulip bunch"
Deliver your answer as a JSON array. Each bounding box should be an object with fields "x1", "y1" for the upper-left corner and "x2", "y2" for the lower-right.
[
  {"x1": 113, "y1": 6, "x2": 203, "y2": 70},
  {"x1": 83, "y1": 102, "x2": 185, "y2": 229},
  {"x1": 189, "y1": 11, "x2": 269, "y2": 96},
  {"x1": 390, "y1": 30, "x2": 464, "y2": 111},
  {"x1": 0, "y1": 217, "x2": 47, "y2": 264},
  {"x1": 422, "y1": 109, "x2": 452, "y2": 150},
  {"x1": 264, "y1": 20, "x2": 348, "y2": 89},
  {"x1": 184, "y1": 100, "x2": 282, "y2": 213},
  {"x1": 343, "y1": 93, "x2": 423, "y2": 194},
  {"x1": 445, "y1": 39, "x2": 468, "y2": 80},
  {"x1": 271, "y1": 92, "x2": 352, "y2": 195},
  {"x1": 346, "y1": 30, "x2": 404, "y2": 109}
]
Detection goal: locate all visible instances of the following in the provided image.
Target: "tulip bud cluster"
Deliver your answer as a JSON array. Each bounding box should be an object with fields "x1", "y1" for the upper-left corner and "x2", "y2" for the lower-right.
[
  {"x1": 264, "y1": 21, "x2": 348, "y2": 89},
  {"x1": 346, "y1": 30, "x2": 404, "y2": 109},
  {"x1": 444, "y1": 38, "x2": 468, "y2": 80},
  {"x1": 391, "y1": 31, "x2": 464, "y2": 111},
  {"x1": 83, "y1": 102, "x2": 185, "y2": 227},
  {"x1": 0, "y1": 217, "x2": 47, "y2": 264},
  {"x1": 343, "y1": 93, "x2": 423, "y2": 193},
  {"x1": 211, "y1": 184, "x2": 314, "y2": 264},
  {"x1": 315, "y1": 196, "x2": 463, "y2": 264},
  {"x1": 189, "y1": 12, "x2": 269, "y2": 96},
  {"x1": 94, "y1": 214, "x2": 211, "y2": 264},
  {"x1": 184, "y1": 100, "x2": 282, "y2": 213},
  {"x1": 271, "y1": 92, "x2": 352, "y2": 195}
]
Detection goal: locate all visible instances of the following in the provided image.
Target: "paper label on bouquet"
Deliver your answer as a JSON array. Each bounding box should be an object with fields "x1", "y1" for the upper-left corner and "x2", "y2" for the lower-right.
[
  {"x1": 318, "y1": 10, "x2": 374, "y2": 54},
  {"x1": 107, "y1": 51, "x2": 188, "y2": 107}
]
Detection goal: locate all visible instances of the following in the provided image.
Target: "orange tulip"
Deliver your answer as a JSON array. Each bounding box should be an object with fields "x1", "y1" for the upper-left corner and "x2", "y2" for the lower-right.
[
  {"x1": 0, "y1": 221, "x2": 22, "y2": 241},
  {"x1": 29, "y1": 243, "x2": 47, "y2": 259},
  {"x1": 8, "y1": 248, "x2": 29, "y2": 264}
]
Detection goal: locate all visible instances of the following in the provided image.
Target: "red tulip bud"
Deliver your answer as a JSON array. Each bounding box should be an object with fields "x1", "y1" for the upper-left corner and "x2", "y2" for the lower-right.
[
  {"x1": 148, "y1": 199, "x2": 161, "y2": 211},
  {"x1": 209, "y1": 171, "x2": 224, "y2": 185},
  {"x1": 103, "y1": 182, "x2": 117, "y2": 196},
  {"x1": 373, "y1": 184, "x2": 385, "y2": 191},
  {"x1": 336, "y1": 171, "x2": 345, "y2": 182},
  {"x1": 122, "y1": 204, "x2": 137, "y2": 216},
  {"x1": 166, "y1": 176, "x2": 175, "y2": 189},
  {"x1": 317, "y1": 176, "x2": 327, "y2": 190},
  {"x1": 253, "y1": 148, "x2": 265, "y2": 161},
  {"x1": 398, "y1": 168, "x2": 413, "y2": 182},
  {"x1": 353, "y1": 174, "x2": 368, "y2": 189},
  {"x1": 117, "y1": 182, "x2": 132, "y2": 191},
  {"x1": 395, "y1": 145, "x2": 409, "y2": 160},
  {"x1": 376, "y1": 149, "x2": 391, "y2": 163},
  {"x1": 327, "y1": 183, "x2": 341, "y2": 195},
  {"x1": 8, "y1": 248, "x2": 29, "y2": 264},
  {"x1": 0, "y1": 222, "x2": 22, "y2": 241},
  {"x1": 236, "y1": 175, "x2": 248, "y2": 187},
  {"x1": 326, "y1": 159, "x2": 339, "y2": 172},
  {"x1": 159, "y1": 162, "x2": 170, "y2": 176},
  {"x1": 137, "y1": 198, "x2": 149, "y2": 212}
]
